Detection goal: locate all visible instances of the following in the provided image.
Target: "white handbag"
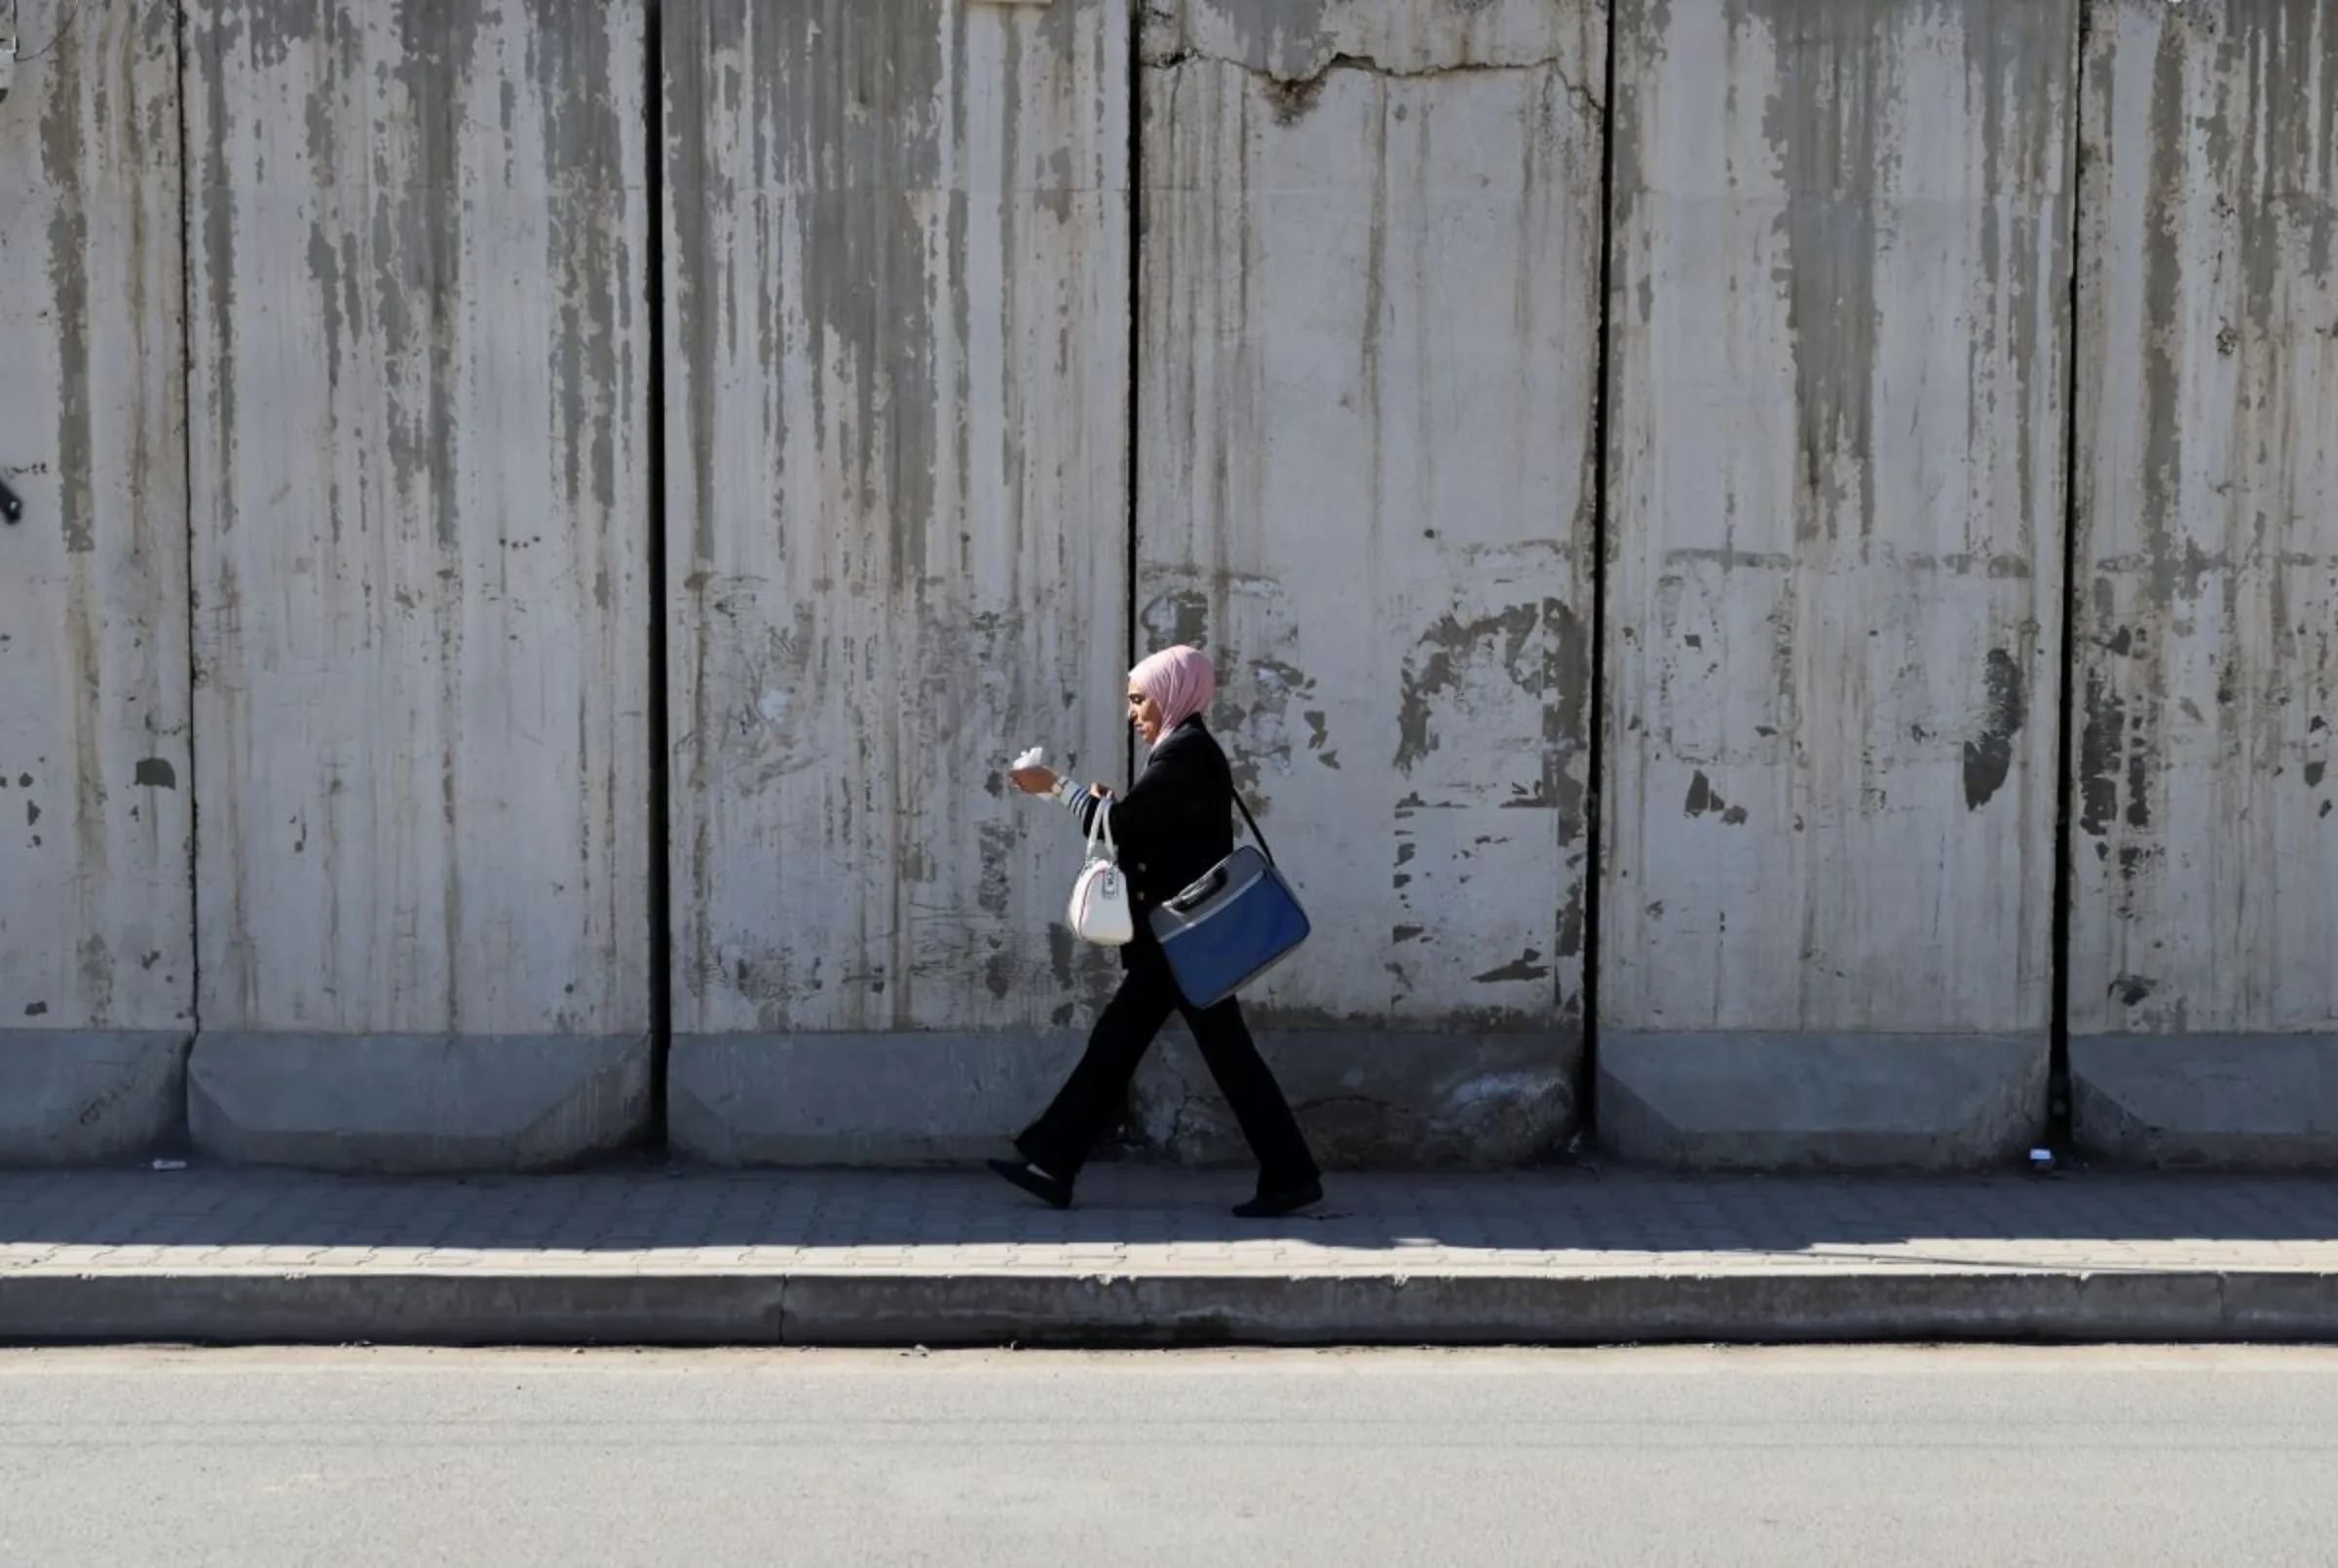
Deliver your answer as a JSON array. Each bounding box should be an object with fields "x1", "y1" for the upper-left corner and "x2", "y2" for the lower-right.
[{"x1": 1067, "y1": 803, "x2": 1134, "y2": 946}]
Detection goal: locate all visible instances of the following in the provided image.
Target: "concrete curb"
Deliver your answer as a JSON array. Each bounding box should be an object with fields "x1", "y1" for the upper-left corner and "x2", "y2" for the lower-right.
[{"x1": 5, "y1": 1270, "x2": 2337, "y2": 1348}]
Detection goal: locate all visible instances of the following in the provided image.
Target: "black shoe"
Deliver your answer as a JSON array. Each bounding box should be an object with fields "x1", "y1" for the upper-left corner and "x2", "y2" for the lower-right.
[
  {"x1": 987, "y1": 1158, "x2": 1074, "y2": 1211},
  {"x1": 1232, "y1": 1178, "x2": 1323, "y2": 1219}
]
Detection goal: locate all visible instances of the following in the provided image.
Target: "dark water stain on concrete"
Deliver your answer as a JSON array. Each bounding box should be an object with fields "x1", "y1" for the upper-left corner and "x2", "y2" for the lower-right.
[
  {"x1": 1261, "y1": 68, "x2": 1333, "y2": 124},
  {"x1": 1737, "y1": 0, "x2": 2072, "y2": 555},
  {"x1": 530, "y1": 0, "x2": 633, "y2": 522},
  {"x1": 379, "y1": 0, "x2": 487, "y2": 554},
  {"x1": 1544, "y1": 596, "x2": 1592, "y2": 842},
  {"x1": 983, "y1": 951, "x2": 1017, "y2": 1001},
  {"x1": 39, "y1": 26, "x2": 94, "y2": 556},
  {"x1": 2135, "y1": 13, "x2": 2191, "y2": 608},
  {"x1": 976, "y1": 821, "x2": 1017, "y2": 917},
  {"x1": 1962, "y1": 648, "x2": 2027, "y2": 810},
  {"x1": 663, "y1": 4, "x2": 724, "y2": 570},
  {"x1": 1554, "y1": 883, "x2": 1584, "y2": 959},
  {"x1": 2125, "y1": 746, "x2": 2151, "y2": 830},
  {"x1": 1755, "y1": 0, "x2": 1885, "y2": 546},
  {"x1": 2078, "y1": 668, "x2": 2127, "y2": 839},
  {"x1": 770, "y1": 0, "x2": 948, "y2": 597}
]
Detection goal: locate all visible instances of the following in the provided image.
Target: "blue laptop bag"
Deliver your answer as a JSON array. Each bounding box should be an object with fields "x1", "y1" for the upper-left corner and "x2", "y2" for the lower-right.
[{"x1": 1147, "y1": 796, "x2": 1309, "y2": 1009}]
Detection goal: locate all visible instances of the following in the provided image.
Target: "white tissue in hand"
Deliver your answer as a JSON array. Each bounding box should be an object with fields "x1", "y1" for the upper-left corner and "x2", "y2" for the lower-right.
[{"x1": 1013, "y1": 746, "x2": 1045, "y2": 770}]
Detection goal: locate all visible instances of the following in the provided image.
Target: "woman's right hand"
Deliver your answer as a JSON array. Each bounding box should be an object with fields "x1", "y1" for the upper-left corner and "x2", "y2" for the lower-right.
[{"x1": 1009, "y1": 765, "x2": 1060, "y2": 796}]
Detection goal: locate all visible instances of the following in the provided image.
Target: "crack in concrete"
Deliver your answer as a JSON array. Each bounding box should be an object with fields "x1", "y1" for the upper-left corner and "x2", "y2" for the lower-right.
[
  {"x1": 1145, "y1": 1089, "x2": 1217, "y2": 1154},
  {"x1": 1150, "y1": 1086, "x2": 1419, "y2": 1157},
  {"x1": 1148, "y1": 49, "x2": 1603, "y2": 121},
  {"x1": 1290, "y1": 1092, "x2": 1416, "y2": 1120}
]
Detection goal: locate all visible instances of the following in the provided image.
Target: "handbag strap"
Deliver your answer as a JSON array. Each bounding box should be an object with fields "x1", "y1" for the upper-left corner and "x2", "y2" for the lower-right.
[
  {"x1": 1087, "y1": 799, "x2": 1115, "y2": 859},
  {"x1": 1233, "y1": 792, "x2": 1274, "y2": 867}
]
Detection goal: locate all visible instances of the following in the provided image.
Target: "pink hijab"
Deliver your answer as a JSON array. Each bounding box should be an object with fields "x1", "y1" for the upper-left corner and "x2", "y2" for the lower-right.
[{"x1": 1129, "y1": 645, "x2": 1216, "y2": 746}]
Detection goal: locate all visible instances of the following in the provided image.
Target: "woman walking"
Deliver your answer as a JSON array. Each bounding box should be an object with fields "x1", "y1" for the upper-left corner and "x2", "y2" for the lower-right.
[{"x1": 999, "y1": 645, "x2": 1324, "y2": 1218}]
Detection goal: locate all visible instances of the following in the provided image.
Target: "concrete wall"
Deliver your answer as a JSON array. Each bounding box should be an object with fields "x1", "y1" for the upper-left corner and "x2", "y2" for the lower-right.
[
  {"x1": 0, "y1": 2, "x2": 195, "y2": 1164},
  {"x1": 180, "y1": 0, "x2": 656, "y2": 1169},
  {"x1": 660, "y1": 0, "x2": 1135, "y2": 1161},
  {"x1": 2069, "y1": 0, "x2": 2338, "y2": 1166},
  {"x1": 1598, "y1": 0, "x2": 2075, "y2": 1167},
  {"x1": 1131, "y1": 0, "x2": 1604, "y2": 1163},
  {"x1": 10, "y1": 0, "x2": 2338, "y2": 1174}
]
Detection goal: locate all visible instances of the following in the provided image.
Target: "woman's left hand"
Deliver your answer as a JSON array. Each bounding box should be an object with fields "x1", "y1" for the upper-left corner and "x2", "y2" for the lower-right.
[{"x1": 1009, "y1": 765, "x2": 1060, "y2": 796}]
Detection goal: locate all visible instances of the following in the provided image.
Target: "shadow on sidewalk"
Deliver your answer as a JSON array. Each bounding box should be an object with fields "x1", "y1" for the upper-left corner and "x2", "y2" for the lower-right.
[{"x1": 6, "y1": 1162, "x2": 2338, "y2": 1256}]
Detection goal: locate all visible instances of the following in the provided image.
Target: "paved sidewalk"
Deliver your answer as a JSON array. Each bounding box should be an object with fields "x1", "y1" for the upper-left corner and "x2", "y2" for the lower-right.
[{"x1": 5, "y1": 1163, "x2": 2338, "y2": 1346}]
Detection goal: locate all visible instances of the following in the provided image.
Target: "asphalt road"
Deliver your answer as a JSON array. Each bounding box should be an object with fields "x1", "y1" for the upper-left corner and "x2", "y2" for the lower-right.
[{"x1": 4, "y1": 1346, "x2": 2335, "y2": 1566}]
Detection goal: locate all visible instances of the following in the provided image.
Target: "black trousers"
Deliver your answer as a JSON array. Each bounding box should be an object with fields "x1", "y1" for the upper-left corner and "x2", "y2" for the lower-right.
[{"x1": 1018, "y1": 940, "x2": 1319, "y2": 1190}]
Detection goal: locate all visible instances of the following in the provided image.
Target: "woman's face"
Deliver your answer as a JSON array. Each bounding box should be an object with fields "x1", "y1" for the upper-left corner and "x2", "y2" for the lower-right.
[{"x1": 1127, "y1": 685, "x2": 1166, "y2": 746}]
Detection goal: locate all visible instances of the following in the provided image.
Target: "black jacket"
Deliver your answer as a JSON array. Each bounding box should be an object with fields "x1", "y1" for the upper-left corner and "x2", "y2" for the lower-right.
[{"x1": 1072, "y1": 717, "x2": 1236, "y2": 948}]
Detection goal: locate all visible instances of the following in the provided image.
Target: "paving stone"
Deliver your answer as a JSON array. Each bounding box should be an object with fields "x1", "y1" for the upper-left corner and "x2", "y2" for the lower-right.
[{"x1": 3, "y1": 1165, "x2": 2336, "y2": 1282}]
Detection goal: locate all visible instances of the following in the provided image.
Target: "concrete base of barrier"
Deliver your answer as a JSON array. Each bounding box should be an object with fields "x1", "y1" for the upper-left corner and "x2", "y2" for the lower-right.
[
  {"x1": 188, "y1": 1032, "x2": 654, "y2": 1174},
  {"x1": 0, "y1": 1031, "x2": 191, "y2": 1167},
  {"x1": 669, "y1": 1028, "x2": 1581, "y2": 1169},
  {"x1": 2072, "y1": 1036, "x2": 2338, "y2": 1170},
  {"x1": 668, "y1": 1032, "x2": 1083, "y2": 1166},
  {"x1": 1132, "y1": 1028, "x2": 1579, "y2": 1168},
  {"x1": 1597, "y1": 1031, "x2": 2049, "y2": 1171}
]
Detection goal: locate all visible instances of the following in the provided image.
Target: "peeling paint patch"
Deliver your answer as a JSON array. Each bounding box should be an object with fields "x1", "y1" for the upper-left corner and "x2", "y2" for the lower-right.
[
  {"x1": 132, "y1": 759, "x2": 177, "y2": 790},
  {"x1": 1396, "y1": 603, "x2": 1545, "y2": 772},
  {"x1": 1683, "y1": 770, "x2": 1717, "y2": 818},
  {"x1": 1139, "y1": 589, "x2": 1213, "y2": 652},
  {"x1": 1473, "y1": 950, "x2": 1548, "y2": 985},
  {"x1": 1681, "y1": 769, "x2": 1749, "y2": 826}
]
